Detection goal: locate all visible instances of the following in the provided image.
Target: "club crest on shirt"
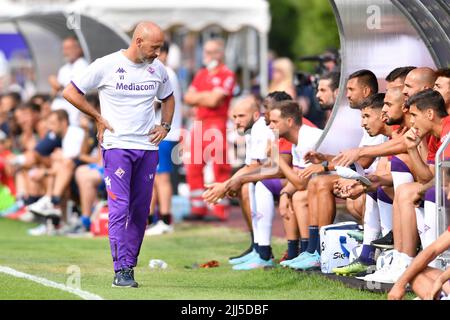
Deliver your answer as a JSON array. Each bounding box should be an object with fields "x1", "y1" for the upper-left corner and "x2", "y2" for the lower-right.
[
  {"x1": 147, "y1": 66, "x2": 155, "y2": 74},
  {"x1": 115, "y1": 167, "x2": 125, "y2": 178}
]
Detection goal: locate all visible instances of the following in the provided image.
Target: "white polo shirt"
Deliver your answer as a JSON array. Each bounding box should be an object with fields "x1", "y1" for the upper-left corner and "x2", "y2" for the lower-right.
[
  {"x1": 62, "y1": 125, "x2": 85, "y2": 159},
  {"x1": 292, "y1": 124, "x2": 323, "y2": 168},
  {"x1": 72, "y1": 50, "x2": 173, "y2": 150},
  {"x1": 52, "y1": 57, "x2": 88, "y2": 126},
  {"x1": 245, "y1": 117, "x2": 274, "y2": 165}
]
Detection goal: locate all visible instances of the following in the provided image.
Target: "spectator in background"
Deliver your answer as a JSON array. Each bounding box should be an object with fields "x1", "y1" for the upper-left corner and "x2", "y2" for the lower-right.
[
  {"x1": 268, "y1": 58, "x2": 296, "y2": 100},
  {"x1": 0, "y1": 50, "x2": 9, "y2": 94},
  {"x1": 0, "y1": 92, "x2": 21, "y2": 136},
  {"x1": 184, "y1": 38, "x2": 236, "y2": 221},
  {"x1": 315, "y1": 71, "x2": 340, "y2": 124},
  {"x1": 146, "y1": 41, "x2": 183, "y2": 236},
  {"x1": 48, "y1": 37, "x2": 88, "y2": 126},
  {"x1": 30, "y1": 93, "x2": 53, "y2": 139}
]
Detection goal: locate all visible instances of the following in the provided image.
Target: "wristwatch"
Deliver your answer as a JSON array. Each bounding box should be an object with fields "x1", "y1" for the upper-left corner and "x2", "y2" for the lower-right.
[
  {"x1": 161, "y1": 122, "x2": 171, "y2": 132},
  {"x1": 321, "y1": 160, "x2": 329, "y2": 172}
]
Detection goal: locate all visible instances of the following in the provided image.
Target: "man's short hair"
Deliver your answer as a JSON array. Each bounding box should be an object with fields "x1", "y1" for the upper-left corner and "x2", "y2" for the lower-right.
[
  {"x1": 358, "y1": 93, "x2": 385, "y2": 110},
  {"x1": 320, "y1": 71, "x2": 340, "y2": 91},
  {"x1": 267, "y1": 91, "x2": 293, "y2": 102},
  {"x1": 436, "y1": 68, "x2": 450, "y2": 79},
  {"x1": 348, "y1": 69, "x2": 378, "y2": 94},
  {"x1": 385, "y1": 66, "x2": 416, "y2": 82},
  {"x1": 17, "y1": 102, "x2": 40, "y2": 113},
  {"x1": 2, "y1": 92, "x2": 22, "y2": 105},
  {"x1": 50, "y1": 109, "x2": 70, "y2": 124},
  {"x1": 406, "y1": 89, "x2": 448, "y2": 118},
  {"x1": 271, "y1": 100, "x2": 302, "y2": 125}
]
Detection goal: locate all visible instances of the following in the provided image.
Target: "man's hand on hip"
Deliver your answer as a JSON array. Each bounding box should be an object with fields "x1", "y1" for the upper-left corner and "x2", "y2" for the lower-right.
[
  {"x1": 96, "y1": 117, "x2": 114, "y2": 144},
  {"x1": 149, "y1": 125, "x2": 168, "y2": 145}
]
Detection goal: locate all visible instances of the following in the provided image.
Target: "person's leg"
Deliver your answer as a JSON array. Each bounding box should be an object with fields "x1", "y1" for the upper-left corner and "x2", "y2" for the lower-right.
[
  {"x1": 345, "y1": 194, "x2": 365, "y2": 223},
  {"x1": 291, "y1": 190, "x2": 309, "y2": 256},
  {"x1": 75, "y1": 164, "x2": 102, "y2": 230},
  {"x1": 309, "y1": 174, "x2": 338, "y2": 227},
  {"x1": 423, "y1": 187, "x2": 438, "y2": 249},
  {"x1": 103, "y1": 149, "x2": 133, "y2": 273},
  {"x1": 396, "y1": 182, "x2": 421, "y2": 257},
  {"x1": 377, "y1": 186, "x2": 393, "y2": 236},
  {"x1": 239, "y1": 183, "x2": 253, "y2": 232},
  {"x1": 185, "y1": 122, "x2": 207, "y2": 217},
  {"x1": 126, "y1": 150, "x2": 159, "y2": 269},
  {"x1": 410, "y1": 267, "x2": 444, "y2": 299},
  {"x1": 210, "y1": 119, "x2": 231, "y2": 220}
]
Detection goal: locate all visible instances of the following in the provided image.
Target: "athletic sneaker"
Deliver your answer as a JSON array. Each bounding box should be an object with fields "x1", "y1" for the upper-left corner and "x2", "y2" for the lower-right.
[
  {"x1": 347, "y1": 230, "x2": 364, "y2": 242},
  {"x1": 145, "y1": 220, "x2": 174, "y2": 236},
  {"x1": 389, "y1": 257, "x2": 409, "y2": 283},
  {"x1": 281, "y1": 251, "x2": 313, "y2": 267},
  {"x1": 112, "y1": 268, "x2": 138, "y2": 288},
  {"x1": 27, "y1": 196, "x2": 62, "y2": 218},
  {"x1": 27, "y1": 220, "x2": 58, "y2": 236},
  {"x1": 232, "y1": 256, "x2": 274, "y2": 270},
  {"x1": 228, "y1": 244, "x2": 253, "y2": 261},
  {"x1": 371, "y1": 231, "x2": 394, "y2": 249},
  {"x1": 289, "y1": 251, "x2": 321, "y2": 270},
  {"x1": 332, "y1": 259, "x2": 373, "y2": 276},
  {"x1": 359, "y1": 258, "x2": 395, "y2": 283},
  {"x1": 229, "y1": 250, "x2": 257, "y2": 265}
]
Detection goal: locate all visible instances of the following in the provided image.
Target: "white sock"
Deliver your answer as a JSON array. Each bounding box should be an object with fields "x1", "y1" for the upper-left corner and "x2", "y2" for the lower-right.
[
  {"x1": 415, "y1": 207, "x2": 425, "y2": 247},
  {"x1": 248, "y1": 182, "x2": 260, "y2": 246},
  {"x1": 424, "y1": 200, "x2": 437, "y2": 249},
  {"x1": 254, "y1": 181, "x2": 275, "y2": 246},
  {"x1": 363, "y1": 193, "x2": 381, "y2": 244},
  {"x1": 377, "y1": 198, "x2": 393, "y2": 236}
]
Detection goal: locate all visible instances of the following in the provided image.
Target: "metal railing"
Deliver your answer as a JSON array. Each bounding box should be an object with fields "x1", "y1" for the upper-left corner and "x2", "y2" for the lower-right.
[{"x1": 435, "y1": 133, "x2": 450, "y2": 269}]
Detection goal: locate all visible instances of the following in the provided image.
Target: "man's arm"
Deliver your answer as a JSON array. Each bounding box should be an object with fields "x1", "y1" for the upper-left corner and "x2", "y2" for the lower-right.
[
  {"x1": 62, "y1": 83, "x2": 113, "y2": 144},
  {"x1": 404, "y1": 129, "x2": 434, "y2": 184},
  {"x1": 388, "y1": 230, "x2": 450, "y2": 300},
  {"x1": 149, "y1": 94, "x2": 175, "y2": 145},
  {"x1": 184, "y1": 87, "x2": 226, "y2": 108},
  {"x1": 333, "y1": 135, "x2": 407, "y2": 167}
]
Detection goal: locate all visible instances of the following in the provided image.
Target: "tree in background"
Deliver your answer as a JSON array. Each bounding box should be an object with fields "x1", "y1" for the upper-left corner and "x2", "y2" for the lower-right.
[{"x1": 268, "y1": 0, "x2": 340, "y2": 71}]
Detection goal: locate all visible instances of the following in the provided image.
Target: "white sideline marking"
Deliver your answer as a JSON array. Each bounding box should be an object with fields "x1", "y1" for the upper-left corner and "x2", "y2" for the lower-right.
[{"x1": 0, "y1": 266, "x2": 104, "y2": 300}]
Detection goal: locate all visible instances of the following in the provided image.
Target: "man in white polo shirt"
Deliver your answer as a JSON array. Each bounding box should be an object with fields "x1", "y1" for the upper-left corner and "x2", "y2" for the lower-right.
[
  {"x1": 63, "y1": 21, "x2": 175, "y2": 288},
  {"x1": 49, "y1": 37, "x2": 88, "y2": 126}
]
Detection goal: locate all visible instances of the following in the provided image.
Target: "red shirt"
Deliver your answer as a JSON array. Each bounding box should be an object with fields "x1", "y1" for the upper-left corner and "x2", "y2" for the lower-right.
[
  {"x1": 303, "y1": 118, "x2": 317, "y2": 128},
  {"x1": 427, "y1": 116, "x2": 450, "y2": 163},
  {"x1": 190, "y1": 64, "x2": 236, "y2": 120},
  {"x1": 278, "y1": 138, "x2": 293, "y2": 154}
]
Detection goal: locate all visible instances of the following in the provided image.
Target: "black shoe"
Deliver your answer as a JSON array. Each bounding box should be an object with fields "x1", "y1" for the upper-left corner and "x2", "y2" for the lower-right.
[
  {"x1": 371, "y1": 231, "x2": 394, "y2": 249},
  {"x1": 228, "y1": 244, "x2": 253, "y2": 261},
  {"x1": 112, "y1": 268, "x2": 138, "y2": 288},
  {"x1": 183, "y1": 214, "x2": 205, "y2": 221}
]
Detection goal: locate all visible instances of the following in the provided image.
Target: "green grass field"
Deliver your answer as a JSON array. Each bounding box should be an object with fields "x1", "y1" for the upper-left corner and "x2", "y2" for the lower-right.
[{"x1": 0, "y1": 218, "x2": 391, "y2": 300}]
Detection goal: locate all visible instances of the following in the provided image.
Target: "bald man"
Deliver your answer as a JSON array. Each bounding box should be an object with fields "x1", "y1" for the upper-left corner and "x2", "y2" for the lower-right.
[
  {"x1": 184, "y1": 39, "x2": 236, "y2": 221},
  {"x1": 49, "y1": 37, "x2": 88, "y2": 126},
  {"x1": 203, "y1": 95, "x2": 276, "y2": 266},
  {"x1": 63, "y1": 21, "x2": 175, "y2": 288}
]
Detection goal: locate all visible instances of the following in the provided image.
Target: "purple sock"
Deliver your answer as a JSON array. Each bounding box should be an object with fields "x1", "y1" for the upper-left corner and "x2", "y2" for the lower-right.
[{"x1": 359, "y1": 245, "x2": 376, "y2": 265}]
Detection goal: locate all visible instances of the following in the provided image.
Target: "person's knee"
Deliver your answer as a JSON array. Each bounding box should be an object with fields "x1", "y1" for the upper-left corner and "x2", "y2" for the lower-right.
[
  {"x1": 292, "y1": 190, "x2": 308, "y2": 205},
  {"x1": 396, "y1": 183, "x2": 418, "y2": 203}
]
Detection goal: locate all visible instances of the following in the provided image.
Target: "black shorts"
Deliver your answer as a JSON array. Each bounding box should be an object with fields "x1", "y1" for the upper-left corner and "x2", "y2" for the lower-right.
[{"x1": 34, "y1": 131, "x2": 62, "y2": 157}]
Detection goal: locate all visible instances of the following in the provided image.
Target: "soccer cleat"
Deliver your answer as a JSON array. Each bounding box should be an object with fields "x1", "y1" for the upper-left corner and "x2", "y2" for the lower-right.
[
  {"x1": 27, "y1": 196, "x2": 62, "y2": 218},
  {"x1": 332, "y1": 259, "x2": 373, "y2": 276},
  {"x1": 228, "y1": 244, "x2": 253, "y2": 261},
  {"x1": 289, "y1": 251, "x2": 321, "y2": 270},
  {"x1": 371, "y1": 231, "x2": 394, "y2": 249},
  {"x1": 359, "y1": 257, "x2": 395, "y2": 283},
  {"x1": 280, "y1": 251, "x2": 313, "y2": 267},
  {"x1": 229, "y1": 250, "x2": 257, "y2": 265},
  {"x1": 112, "y1": 268, "x2": 138, "y2": 288},
  {"x1": 27, "y1": 219, "x2": 58, "y2": 236},
  {"x1": 347, "y1": 230, "x2": 364, "y2": 242},
  {"x1": 278, "y1": 250, "x2": 289, "y2": 263},
  {"x1": 145, "y1": 220, "x2": 174, "y2": 236},
  {"x1": 232, "y1": 256, "x2": 274, "y2": 270}
]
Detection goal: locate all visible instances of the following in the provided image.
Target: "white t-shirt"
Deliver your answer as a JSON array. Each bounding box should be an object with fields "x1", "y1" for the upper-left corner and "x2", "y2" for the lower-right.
[
  {"x1": 292, "y1": 125, "x2": 323, "y2": 168},
  {"x1": 72, "y1": 50, "x2": 173, "y2": 150},
  {"x1": 155, "y1": 66, "x2": 182, "y2": 142},
  {"x1": 358, "y1": 130, "x2": 388, "y2": 174},
  {"x1": 62, "y1": 125, "x2": 85, "y2": 159},
  {"x1": 244, "y1": 117, "x2": 274, "y2": 165},
  {"x1": 52, "y1": 57, "x2": 88, "y2": 126}
]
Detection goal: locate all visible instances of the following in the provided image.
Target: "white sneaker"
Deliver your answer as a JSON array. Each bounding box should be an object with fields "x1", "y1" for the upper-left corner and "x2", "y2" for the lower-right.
[
  {"x1": 145, "y1": 220, "x2": 174, "y2": 236},
  {"x1": 27, "y1": 196, "x2": 62, "y2": 217},
  {"x1": 27, "y1": 219, "x2": 57, "y2": 236},
  {"x1": 389, "y1": 257, "x2": 409, "y2": 283},
  {"x1": 359, "y1": 259, "x2": 394, "y2": 283}
]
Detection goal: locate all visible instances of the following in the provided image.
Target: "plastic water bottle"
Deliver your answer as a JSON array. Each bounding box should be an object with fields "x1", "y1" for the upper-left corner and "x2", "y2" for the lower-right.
[{"x1": 149, "y1": 259, "x2": 168, "y2": 269}]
